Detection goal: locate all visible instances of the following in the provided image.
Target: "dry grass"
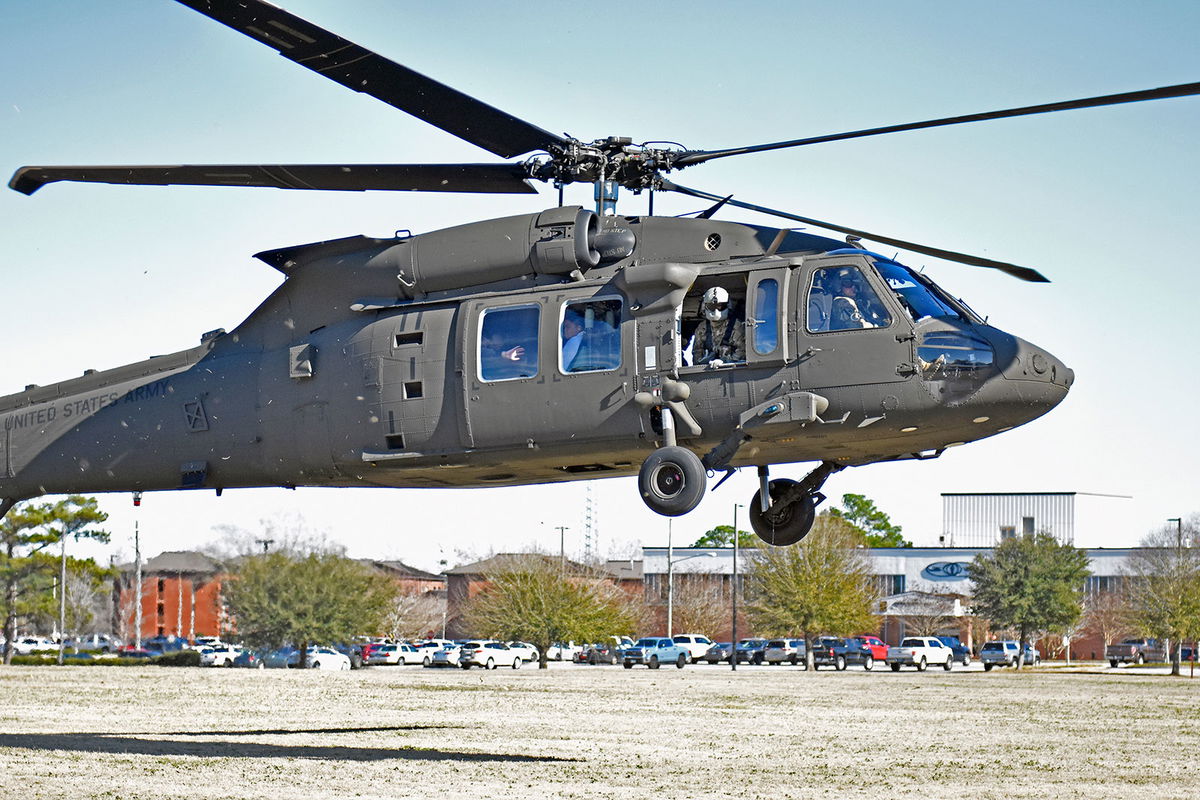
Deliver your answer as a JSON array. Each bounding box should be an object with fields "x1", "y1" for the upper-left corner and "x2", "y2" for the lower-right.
[{"x1": 1, "y1": 663, "x2": 1197, "y2": 798}]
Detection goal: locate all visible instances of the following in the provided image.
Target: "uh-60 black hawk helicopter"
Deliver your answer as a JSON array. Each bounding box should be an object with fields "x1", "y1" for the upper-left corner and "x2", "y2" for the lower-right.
[{"x1": 2, "y1": 0, "x2": 1197, "y2": 545}]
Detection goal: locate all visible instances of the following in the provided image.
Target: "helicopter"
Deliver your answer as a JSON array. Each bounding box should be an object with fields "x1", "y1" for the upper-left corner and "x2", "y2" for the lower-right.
[{"x1": 1, "y1": 0, "x2": 1196, "y2": 546}]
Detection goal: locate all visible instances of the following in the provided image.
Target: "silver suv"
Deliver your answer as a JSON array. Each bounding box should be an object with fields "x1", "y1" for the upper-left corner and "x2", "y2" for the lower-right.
[
  {"x1": 622, "y1": 637, "x2": 688, "y2": 669},
  {"x1": 980, "y1": 640, "x2": 1019, "y2": 670}
]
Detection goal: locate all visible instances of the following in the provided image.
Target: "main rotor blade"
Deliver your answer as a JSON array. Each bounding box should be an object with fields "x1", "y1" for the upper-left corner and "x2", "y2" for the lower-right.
[
  {"x1": 175, "y1": 0, "x2": 565, "y2": 159},
  {"x1": 676, "y1": 81, "x2": 1200, "y2": 167},
  {"x1": 660, "y1": 180, "x2": 1048, "y2": 283},
  {"x1": 9, "y1": 164, "x2": 538, "y2": 195}
]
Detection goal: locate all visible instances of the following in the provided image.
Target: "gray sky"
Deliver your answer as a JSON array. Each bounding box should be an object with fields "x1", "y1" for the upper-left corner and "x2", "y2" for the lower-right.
[{"x1": 2, "y1": 1, "x2": 1197, "y2": 570}]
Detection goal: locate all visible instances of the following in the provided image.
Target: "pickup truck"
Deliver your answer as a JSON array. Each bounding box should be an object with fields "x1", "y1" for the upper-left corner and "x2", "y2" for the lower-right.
[
  {"x1": 886, "y1": 637, "x2": 954, "y2": 671},
  {"x1": 622, "y1": 637, "x2": 688, "y2": 669},
  {"x1": 1106, "y1": 638, "x2": 1167, "y2": 667}
]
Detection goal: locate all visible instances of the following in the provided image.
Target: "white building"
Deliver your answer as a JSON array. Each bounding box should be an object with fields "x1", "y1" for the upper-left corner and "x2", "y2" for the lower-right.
[{"x1": 941, "y1": 492, "x2": 1133, "y2": 548}]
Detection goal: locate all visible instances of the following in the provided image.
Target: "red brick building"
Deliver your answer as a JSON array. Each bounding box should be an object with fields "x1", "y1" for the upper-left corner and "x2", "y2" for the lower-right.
[{"x1": 113, "y1": 551, "x2": 225, "y2": 641}]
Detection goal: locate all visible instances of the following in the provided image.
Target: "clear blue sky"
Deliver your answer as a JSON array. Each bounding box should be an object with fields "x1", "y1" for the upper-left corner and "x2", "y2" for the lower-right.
[{"x1": 2, "y1": 1, "x2": 1197, "y2": 569}]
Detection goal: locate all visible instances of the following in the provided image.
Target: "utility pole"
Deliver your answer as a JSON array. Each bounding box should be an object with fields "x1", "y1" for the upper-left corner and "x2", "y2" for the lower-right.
[
  {"x1": 731, "y1": 504, "x2": 743, "y2": 672},
  {"x1": 555, "y1": 526, "x2": 569, "y2": 572},
  {"x1": 255, "y1": 538, "x2": 274, "y2": 553},
  {"x1": 134, "y1": 519, "x2": 142, "y2": 650},
  {"x1": 667, "y1": 520, "x2": 673, "y2": 637}
]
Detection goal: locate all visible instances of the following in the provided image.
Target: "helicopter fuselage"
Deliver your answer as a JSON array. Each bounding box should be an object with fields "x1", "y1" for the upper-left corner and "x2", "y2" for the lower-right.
[{"x1": 0, "y1": 208, "x2": 1071, "y2": 517}]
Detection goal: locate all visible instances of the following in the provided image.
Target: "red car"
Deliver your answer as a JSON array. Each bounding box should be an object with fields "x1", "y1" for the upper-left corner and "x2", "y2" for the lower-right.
[{"x1": 851, "y1": 635, "x2": 888, "y2": 661}]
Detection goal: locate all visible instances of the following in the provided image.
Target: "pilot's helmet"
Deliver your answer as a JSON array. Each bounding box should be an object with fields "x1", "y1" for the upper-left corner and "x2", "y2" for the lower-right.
[
  {"x1": 702, "y1": 286, "x2": 730, "y2": 321},
  {"x1": 834, "y1": 268, "x2": 858, "y2": 294}
]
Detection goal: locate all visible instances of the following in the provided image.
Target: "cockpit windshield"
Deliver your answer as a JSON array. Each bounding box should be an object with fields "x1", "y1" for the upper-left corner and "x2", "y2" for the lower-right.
[{"x1": 873, "y1": 261, "x2": 971, "y2": 324}]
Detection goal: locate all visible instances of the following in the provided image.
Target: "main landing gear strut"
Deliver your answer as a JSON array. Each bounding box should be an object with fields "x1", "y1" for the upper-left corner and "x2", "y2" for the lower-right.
[{"x1": 748, "y1": 461, "x2": 843, "y2": 546}]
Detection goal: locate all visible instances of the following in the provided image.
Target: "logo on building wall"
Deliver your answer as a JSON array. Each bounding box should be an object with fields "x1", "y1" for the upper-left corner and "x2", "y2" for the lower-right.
[{"x1": 921, "y1": 561, "x2": 971, "y2": 581}]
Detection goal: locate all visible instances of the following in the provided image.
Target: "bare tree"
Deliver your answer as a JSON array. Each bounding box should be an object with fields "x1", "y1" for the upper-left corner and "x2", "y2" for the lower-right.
[
  {"x1": 1126, "y1": 521, "x2": 1200, "y2": 676},
  {"x1": 670, "y1": 574, "x2": 728, "y2": 636},
  {"x1": 1083, "y1": 589, "x2": 1134, "y2": 654},
  {"x1": 384, "y1": 593, "x2": 444, "y2": 641}
]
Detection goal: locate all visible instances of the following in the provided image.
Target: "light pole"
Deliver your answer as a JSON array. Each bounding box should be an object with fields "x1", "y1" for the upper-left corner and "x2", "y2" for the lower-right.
[
  {"x1": 1168, "y1": 517, "x2": 1183, "y2": 547},
  {"x1": 731, "y1": 503, "x2": 743, "y2": 672}
]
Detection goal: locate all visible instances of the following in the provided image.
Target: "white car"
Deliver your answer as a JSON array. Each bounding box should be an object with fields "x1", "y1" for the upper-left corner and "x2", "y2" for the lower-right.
[
  {"x1": 13, "y1": 636, "x2": 57, "y2": 655},
  {"x1": 546, "y1": 641, "x2": 583, "y2": 661},
  {"x1": 671, "y1": 634, "x2": 714, "y2": 663},
  {"x1": 301, "y1": 647, "x2": 352, "y2": 671},
  {"x1": 199, "y1": 644, "x2": 241, "y2": 666},
  {"x1": 459, "y1": 641, "x2": 523, "y2": 670},
  {"x1": 886, "y1": 637, "x2": 954, "y2": 671},
  {"x1": 506, "y1": 642, "x2": 540, "y2": 662},
  {"x1": 415, "y1": 639, "x2": 456, "y2": 666},
  {"x1": 368, "y1": 643, "x2": 424, "y2": 665},
  {"x1": 428, "y1": 644, "x2": 462, "y2": 667}
]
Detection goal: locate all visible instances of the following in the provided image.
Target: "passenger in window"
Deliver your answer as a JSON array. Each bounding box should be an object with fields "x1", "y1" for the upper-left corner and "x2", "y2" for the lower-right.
[
  {"x1": 691, "y1": 286, "x2": 745, "y2": 367},
  {"x1": 561, "y1": 309, "x2": 586, "y2": 371},
  {"x1": 481, "y1": 333, "x2": 533, "y2": 379}
]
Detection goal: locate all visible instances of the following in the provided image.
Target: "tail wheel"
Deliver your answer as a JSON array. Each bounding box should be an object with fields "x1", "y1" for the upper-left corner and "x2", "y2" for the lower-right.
[
  {"x1": 749, "y1": 479, "x2": 818, "y2": 546},
  {"x1": 638, "y1": 446, "x2": 706, "y2": 517}
]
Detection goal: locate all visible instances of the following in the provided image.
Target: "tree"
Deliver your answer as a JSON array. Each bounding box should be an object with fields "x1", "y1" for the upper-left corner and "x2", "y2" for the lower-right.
[
  {"x1": 968, "y1": 533, "x2": 1090, "y2": 670},
  {"x1": 1, "y1": 497, "x2": 109, "y2": 664},
  {"x1": 1126, "y1": 521, "x2": 1200, "y2": 676},
  {"x1": 1083, "y1": 589, "x2": 1134, "y2": 654},
  {"x1": 690, "y1": 524, "x2": 755, "y2": 548},
  {"x1": 668, "y1": 575, "x2": 728, "y2": 637},
  {"x1": 224, "y1": 551, "x2": 397, "y2": 667},
  {"x1": 825, "y1": 493, "x2": 912, "y2": 548},
  {"x1": 743, "y1": 516, "x2": 878, "y2": 669},
  {"x1": 462, "y1": 554, "x2": 638, "y2": 669},
  {"x1": 384, "y1": 593, "x2": 445, "y2": 641}
]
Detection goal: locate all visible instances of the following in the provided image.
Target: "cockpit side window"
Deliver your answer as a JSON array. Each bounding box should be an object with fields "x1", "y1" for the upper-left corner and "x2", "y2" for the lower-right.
[
  {"x1": 807, "y1": 267, "x2": 892, "y2": 332},
  {"x1": 873, "y1": 261, "x2": 966, "y2": 323},
  {"x1": 561, "y1": 298, "x2": 622, "y2": 374},
  {"x1": 479, "y1": 305, "x2": 539, "y2": 381}
]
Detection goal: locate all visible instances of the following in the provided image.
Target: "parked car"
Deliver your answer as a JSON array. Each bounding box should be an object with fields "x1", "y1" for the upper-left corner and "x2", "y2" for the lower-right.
[
  {"x1": 415, "y1": 639, "x2": 456, "y2": 666},
  {"x1": 811, "y1": 637, "x2": 848, "y2": 670},
  {"x1": 459, "y1": 641, "x2": 523, "y2": 670},
  {"x1": 368, "y1": 643, "x2": 423, "y2": 666},
  {"x1": 68, "y1": 633, "x2": 122, "y2": 653},
  {"x1": 1106, "y1": 638, "x2": 1167, "y2": 667},
  {"x1": 262, "y1": 647, "x2": 297, "y2": 669},
  {"x1": 937, "y1": 636, "x2": 973, "y2": 666},
  {"x1": 853, "y1": 634, "x2": 889, "y2": 662},
  {"x1": 886, "y1": 637, "x2": 954, "y2": 671},
  {"x1": 733, "y1": 638, "x2": 769, "y2": 665},
  {"x1": 546, "y1": 641, "x2": 582, "y2": 661},
  {"x1": 576, "y1": 642, "x2": 620, "y2": 665},
  {"x1": 671, "y1": 634, "x2": 714, "y2": 663},
  {"x1": 703, "y1": 642, "x2": 733, "y2": 664},
  {"x1": 980, "y1": 640, "x2": 1020, "y2": 670},
  {"x1": 232, "y1": 649, "x2": 265, "y2": 669},
  {"x1": 296, "y1": 646, "x2": 352, "y2": 671},
  {"x1": 119, "y1": 648, "x2": 160, "y2": 660},
  {"x1": 1023, "y1": 644, "x2": 1041, "y2": 666},
  {"x1": 428, "y1": 644, "x2": 462, "y2": 667},
  {"x1": 13, "y1": 636, "x2": 56, "y2": 655},
  {"x1": 199, "y1": 644, "x2": 241, "y2": 667},
  {"x1": 623, "y1": 637, "x2": 688, "y2": 669},
  {"x1": 764, "y1": 639, "x2": 806, "y2": 666},
  {"x1": 143, "y1": 635, "x2": 188, "y2": 652},
  {"x1": 841, "y1": 637, "x2": 884, "y2": 670},
  {"x1": 507, "y1": 642, "x2": 540, "y2": 663}
]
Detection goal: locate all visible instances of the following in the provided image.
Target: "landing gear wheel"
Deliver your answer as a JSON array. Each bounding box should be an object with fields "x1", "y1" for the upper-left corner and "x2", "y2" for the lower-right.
[
  {"x1": 749, "y1": 479, "x2": 818, "y2": 546},
  {"x1": 638, "y1": 446, "x2": 706, "y2": 517}
]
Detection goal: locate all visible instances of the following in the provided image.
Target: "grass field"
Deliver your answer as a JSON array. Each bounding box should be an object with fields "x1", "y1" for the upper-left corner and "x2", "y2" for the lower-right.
[{"x1": 1, "y1": 663, "x2": 1196, "y2": 798}]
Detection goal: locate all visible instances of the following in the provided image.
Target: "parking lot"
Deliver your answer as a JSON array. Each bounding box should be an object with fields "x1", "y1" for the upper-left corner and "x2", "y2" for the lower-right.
[{"x1": 1, "y1": 661, "x2": 1197, "y2": 798}]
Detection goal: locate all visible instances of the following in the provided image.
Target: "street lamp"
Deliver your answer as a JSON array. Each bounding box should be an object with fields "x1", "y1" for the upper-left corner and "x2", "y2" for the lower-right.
[
  {"x1": 731, "y1": 503, "x2": 744, "y2": 672},
  {"x1": 1168, "y1": 517, "x2": 1183, "y2": 548}
]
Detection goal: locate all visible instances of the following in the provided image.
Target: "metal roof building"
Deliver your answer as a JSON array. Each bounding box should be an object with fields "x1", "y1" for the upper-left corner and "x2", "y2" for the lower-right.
[{"x1": 941, "y1": 492, "x2": 1134, "y2": 548}]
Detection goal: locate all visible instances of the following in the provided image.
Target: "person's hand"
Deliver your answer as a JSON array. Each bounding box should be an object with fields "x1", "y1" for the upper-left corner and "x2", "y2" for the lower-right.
[
  {"x1": 501, "y1": 346, "x2": 524, "y2": 361},
  {"x1": 707, "y1": 359, "x2": 725, "y2": 369}
]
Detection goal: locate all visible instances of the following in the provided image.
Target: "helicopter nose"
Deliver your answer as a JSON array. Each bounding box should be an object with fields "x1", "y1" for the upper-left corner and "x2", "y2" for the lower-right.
[{"x1": 1000, "y1": 336, "x2": 1074, "y2": 392}]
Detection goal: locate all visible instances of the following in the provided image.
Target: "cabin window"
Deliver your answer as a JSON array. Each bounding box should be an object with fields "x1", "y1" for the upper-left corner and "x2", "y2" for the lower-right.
[
  {"x1": 873, "y1": 261, "x2": 965, "y2": 323},
  {"x1": 560, "y1": 298, "x2": 622, "y2": 374},
  {"x1": 807, "y1": 266, "x2": 892, "y2": 332},
  {"x1": 752, "y1": 278, "x2": 780, "y2": 355},
  {"x1": 479, "y1": 305, "x2": 539, "y2": 381}
]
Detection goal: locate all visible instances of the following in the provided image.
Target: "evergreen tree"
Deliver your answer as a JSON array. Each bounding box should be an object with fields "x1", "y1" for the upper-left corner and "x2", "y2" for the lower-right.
[
  {"x1": 968, "y1": 533, "x2": 1090, "y2": 669},
  {"x1": 826, "y1": 493, "x2": 912, "y2": 548},
  {"x1": 225, "y1": 550, "x2": 397, "y2": 667}
]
